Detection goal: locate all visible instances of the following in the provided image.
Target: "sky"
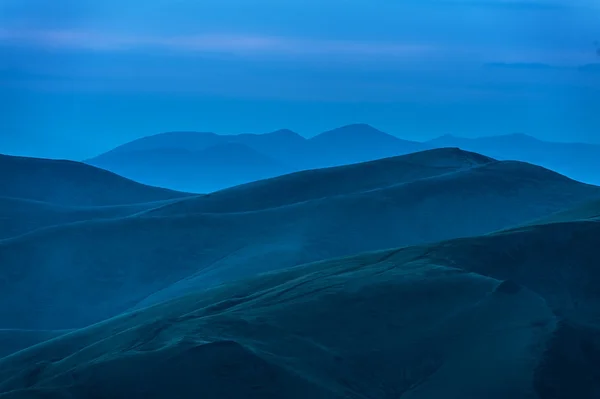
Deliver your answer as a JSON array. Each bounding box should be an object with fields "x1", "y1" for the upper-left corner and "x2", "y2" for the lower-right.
[{"x1": 1, "y1": 0, "x2": 599, "y2": 159}]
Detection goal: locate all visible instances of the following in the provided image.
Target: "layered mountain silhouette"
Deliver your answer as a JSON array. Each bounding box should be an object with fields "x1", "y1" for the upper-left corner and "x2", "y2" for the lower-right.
[
  {"x1": 87, "y1": 124, "x2": 431, "y2": 192},
  {"x1": 87, "y1": 125, "x2": 600, "y2": 193},
  {"x1": 2, "y1": 148, "x2": 599, "y2": 331},
  {"x1": 3, "y1": 142, "x2": 600, "y2": 397},
  {"x1": 428, "y1": 133, "x2": 600, "y2": 186},
  {"x1": 306, "y1": 124, "x2": 427, "y2": 167},
  {"x1": 88, "y1": 142, "x2": 293, "y2": 193},
  {"x1": 0, "y1": 202, "x2": 598, "y2": 398}
]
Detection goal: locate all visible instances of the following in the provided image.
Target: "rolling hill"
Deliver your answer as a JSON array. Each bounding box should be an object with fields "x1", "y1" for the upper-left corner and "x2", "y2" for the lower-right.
[
  {"x1": 428, "y1": 133, "x2": 600, "y2": 186},
  {"x1": 2, "y1": 149, "x2": 599, "y2": 330},
  {"x1": 143, "y1": 147, "x2": 496, "y2": 215},
  {"x1": 0, "y1": 215, "x2": 598, "y2": 398},
  {"x1": 532, "y1": 198, "x2": 600, "y2": 225},
  {"x1": 0, "y1": 197, "x2": 170, "y2": 239},
  {"x1": 0, "y1": 153, "x2": 189, "y2": 206}
]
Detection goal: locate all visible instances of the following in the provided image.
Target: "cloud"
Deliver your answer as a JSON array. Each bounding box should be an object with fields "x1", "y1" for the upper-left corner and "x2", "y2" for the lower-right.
[{"x1": 0, "y1": 28, "x2": 435, "y2": 59}]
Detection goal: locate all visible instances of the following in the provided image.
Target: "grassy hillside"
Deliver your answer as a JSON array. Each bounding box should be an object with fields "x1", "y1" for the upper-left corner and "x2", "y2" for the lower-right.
[
  {"x1": 1, "y1": 156, "x2": 598, "y2": 330},
  {"x1": 0, "y1": 197, "x2": 176, "y2": 239},
  {"x1": 142, "y1": 147, "x2": 496, "y2": 215},
  {"x1": 0, "y1": 218, "x2": 598, "y2": 397}
]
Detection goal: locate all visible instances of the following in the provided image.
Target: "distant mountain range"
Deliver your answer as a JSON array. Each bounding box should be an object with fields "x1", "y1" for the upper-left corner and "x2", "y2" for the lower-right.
[
  {"x1": 86, "y1": 124, "x2": 429, "y2": 192},
  {"x1": 86, "y1": 125, "x2": 600, "y2": 193}
]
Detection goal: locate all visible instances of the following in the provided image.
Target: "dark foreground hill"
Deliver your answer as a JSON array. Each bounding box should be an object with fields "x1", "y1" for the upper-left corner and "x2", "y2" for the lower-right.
[
  {"x1": 1, "y1": 151, "x2": 598, "y2": 330},
  {"x1": 0, "y1": 218, "x2": 598, "y2": 398},
  {"x1": 0, "y1": 329, "x2": 68, "y2": 359},
  {"x1": 0, "y1": 154, "x2": 189, "y2": 206}
]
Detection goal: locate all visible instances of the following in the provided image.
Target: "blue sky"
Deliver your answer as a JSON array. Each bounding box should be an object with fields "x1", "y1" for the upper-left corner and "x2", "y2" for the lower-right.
[{"x1": 1, "y1": 0, "x2": 599, "y2": 158}]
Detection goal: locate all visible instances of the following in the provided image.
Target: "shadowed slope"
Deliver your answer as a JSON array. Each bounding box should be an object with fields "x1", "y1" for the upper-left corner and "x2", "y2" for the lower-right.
[
  {"x1": 1, "y1": 157, "x2": 598, "y2": 330},
  {"x1": 530, "y1": 198, "x2": 600, "y2": 225},
  {"x1": 0, "y1": 197, "x2": 177, "y2": 240},
  {"x1": 0, "y1": 329, "x2": 69, "y2": 359},
  {"x1": 2, "y1": 219, "x2": 598, "y2": 398},
  {"x1": 0, "y1": 154, "x2": 189, "y2": 206}
]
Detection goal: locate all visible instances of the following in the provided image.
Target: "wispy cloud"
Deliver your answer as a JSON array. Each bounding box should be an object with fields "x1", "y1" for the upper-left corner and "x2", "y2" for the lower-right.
[{"x1": 0, "y1": 28, "x2": 435, "y2": 59}]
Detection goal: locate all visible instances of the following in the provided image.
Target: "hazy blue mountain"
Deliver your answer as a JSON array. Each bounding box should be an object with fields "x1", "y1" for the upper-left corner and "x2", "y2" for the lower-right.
[
  {"x1": 89, "y1": 142, "x2": 293, "y2": 193},
  {"x1": 0, "y1": 154, "x2": 188, "y2": 207},
  {"x1": 427, "y1": 133, "x2": 600, "y2": 185},
  {"x1": 95, "y1": 131, "x2": 224, "y2": 154},
  {"x1": 307, "y1": 123, "x2": 429, "y2": 167},
  {"x1": 2, "y1": 149, "x2": 598, "y2": 330},
  {"x1": 88, "y1": 133, "x2": 301, "y2": 192},
  {"x1": 229, "y1": 129, "x2": 308, "y2": 161},
  {"x1": 87, "y1": 124, "x2": 430, "y2": 192},
  {"x1": 1, "y1": 213, "x2": 598, "y2": 398},
  {"x1": 92, "y1": 129, "x2": 307, "y2": 156}
]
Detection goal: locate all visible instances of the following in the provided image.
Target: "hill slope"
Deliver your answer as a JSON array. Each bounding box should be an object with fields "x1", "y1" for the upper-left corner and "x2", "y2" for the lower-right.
[
  {"x1": 0, "y1": 197, "x2": 175, "y2": 239},
  {"x1": 530, "y1": 198, "x2": 600, "y2": 225},
  {"x1": 1, "y1": 155, "x2": 598, "y2": 330},
  {"x1": 0, "y1": 218, "x2": 598, "y2": 397},
  {"x1": 144, "y1": 147, "x2": 496, "y2": 215},
  {"x1": 0, "y1": 154, "x2": 189, "y2": 206},
  {"x1": 428, "y1": 133, "x2": 600, "y2": 186}
]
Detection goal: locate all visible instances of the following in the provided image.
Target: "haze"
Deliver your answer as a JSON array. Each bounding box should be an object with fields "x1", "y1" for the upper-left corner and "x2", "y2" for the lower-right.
[{"x1": 1, "y1": 0, "x2": 599, "y2": 159}]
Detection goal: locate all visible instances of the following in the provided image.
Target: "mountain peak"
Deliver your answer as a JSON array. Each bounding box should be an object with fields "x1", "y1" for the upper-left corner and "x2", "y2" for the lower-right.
[
  {"x1": 311, "y1": 124, "x2": 397, "y2": 142},
  {"x1": 267, "y1": 129, "x2": 301, "y2": 137},
  {"x1": 503, "y1": 132, "x2": 538, "y2": 141}
]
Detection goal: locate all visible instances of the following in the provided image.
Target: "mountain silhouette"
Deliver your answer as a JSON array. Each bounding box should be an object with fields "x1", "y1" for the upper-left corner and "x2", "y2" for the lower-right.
[
  {"x1": 90, "y1": 125, "x2": 600, "y2": 194},
  {"x1": 87, "y1": 124, "x2": 431, "y2": 192},
  {"x1": 90, "y1": 142, "x2": 292, "y2": 193},
  {"x1": 306, "y1": 123, "x2": 428, "y2": 167}
]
